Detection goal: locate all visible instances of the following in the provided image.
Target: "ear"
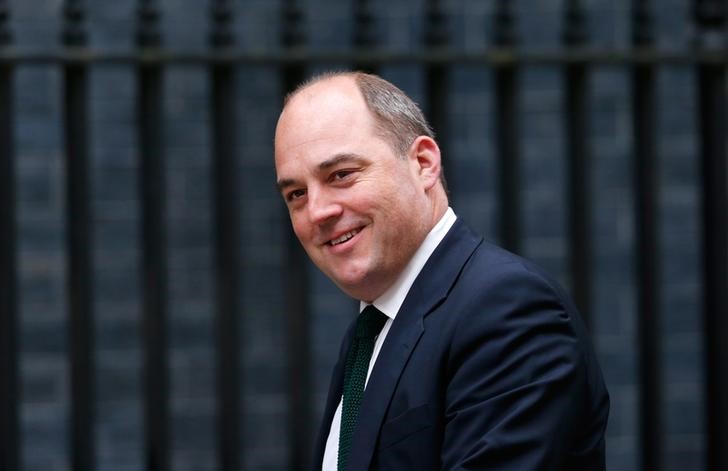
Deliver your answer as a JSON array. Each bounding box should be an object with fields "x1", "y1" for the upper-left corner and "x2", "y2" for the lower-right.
[{"x1": 408, "y1": 136, "x2": 442, "y2": 191}]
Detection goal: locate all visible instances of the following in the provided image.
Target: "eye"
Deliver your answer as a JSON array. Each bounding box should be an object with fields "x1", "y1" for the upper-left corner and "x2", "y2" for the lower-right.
[
  {"x1": 331, "y1": 169, "x2": 355, "y2": 182},
  {"x1": 286, "y1": 188, "x2": 306, "y2": 202}
]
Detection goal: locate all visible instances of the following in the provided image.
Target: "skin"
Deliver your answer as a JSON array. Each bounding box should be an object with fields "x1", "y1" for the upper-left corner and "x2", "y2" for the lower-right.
[{"x1": 274, "y1": 75, "x2": 449, "y2": 302}]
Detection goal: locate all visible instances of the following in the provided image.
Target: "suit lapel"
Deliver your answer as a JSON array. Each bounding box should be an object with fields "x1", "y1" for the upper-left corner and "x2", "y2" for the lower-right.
[{"x1": 346, "y1": 220, "x2": 483, "y2": 471}]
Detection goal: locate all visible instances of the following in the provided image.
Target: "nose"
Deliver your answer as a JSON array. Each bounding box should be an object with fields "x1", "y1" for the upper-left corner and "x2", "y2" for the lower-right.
[{"x1": 307, "y1": 187, "x2": 342, "y2": 225}]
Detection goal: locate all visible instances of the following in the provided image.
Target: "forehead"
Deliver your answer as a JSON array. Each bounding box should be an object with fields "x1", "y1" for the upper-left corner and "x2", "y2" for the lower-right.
[
  {"x1": 274, "y1": 77, "x2": 378, "y2": 167},
  {"x1": 278, "y1": 78, "x2": 369, "y2": 132}
]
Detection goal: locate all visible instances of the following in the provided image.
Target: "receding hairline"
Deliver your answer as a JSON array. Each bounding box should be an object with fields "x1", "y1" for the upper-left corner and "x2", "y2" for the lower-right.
[
  {"x1": 282, "y1": 70, "x2": 434, "y2": 150},
  {"x1": 282, "y1": 70, "x2": 363, "y2": 107}
]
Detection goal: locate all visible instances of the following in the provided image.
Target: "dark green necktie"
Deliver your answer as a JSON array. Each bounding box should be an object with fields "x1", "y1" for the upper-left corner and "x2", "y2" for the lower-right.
[{"x1": 338, "y1": 305, "x2": 388, "y2": 471}]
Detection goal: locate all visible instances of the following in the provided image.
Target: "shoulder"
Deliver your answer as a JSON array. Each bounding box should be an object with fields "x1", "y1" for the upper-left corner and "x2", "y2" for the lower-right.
[
  {"x1": 436, "y1": 237, "x2": 593, "y2": 384},
  {"x1": 452, "y1": 239, "x2": 578, "y2": 320}
]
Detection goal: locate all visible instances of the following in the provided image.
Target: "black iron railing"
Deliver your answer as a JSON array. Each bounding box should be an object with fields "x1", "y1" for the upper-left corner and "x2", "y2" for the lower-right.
[{"x1": 0, "y1": 1, "x2": 726, "y2": 471}]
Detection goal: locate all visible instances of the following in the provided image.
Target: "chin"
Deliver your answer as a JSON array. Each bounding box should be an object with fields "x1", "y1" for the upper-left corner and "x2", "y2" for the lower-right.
[
  {"x1": 327, "y1": 262, "x2": 366, "y2": 285},
  {"x1": 333, "y1": 275, "x2": 366, "y2": 294},
  {"x1": 340, "y1": 286, "x2": 376, "y2": 303},
  {"x1": 330, "y1": 273, "x2": 371, "y2": 300},
  {"x1": 337, "y1": 277, "x2": 387, "y2": 304}
]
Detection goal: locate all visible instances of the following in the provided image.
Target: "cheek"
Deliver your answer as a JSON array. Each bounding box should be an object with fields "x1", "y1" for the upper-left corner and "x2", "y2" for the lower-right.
[{"x1": 290, "y1": 214, "x2": 311, "y2": 242}]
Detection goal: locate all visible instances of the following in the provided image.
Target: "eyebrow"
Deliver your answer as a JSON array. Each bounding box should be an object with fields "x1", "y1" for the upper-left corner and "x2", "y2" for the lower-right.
[
  {"x1": 276, "y1": 178, "x2": 299, "y2": 193},
  {"x1": 276, "y1": 153, "x2": 368, "y2": 192},
  {"x1": 317, "y1": 153, "x2": 368, "y2": 171}
]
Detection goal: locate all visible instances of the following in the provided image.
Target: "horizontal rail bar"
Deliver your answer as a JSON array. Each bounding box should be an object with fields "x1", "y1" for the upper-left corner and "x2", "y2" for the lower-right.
[{"x1": 1, "y1": 48, "x2": 728, "y2": 66}]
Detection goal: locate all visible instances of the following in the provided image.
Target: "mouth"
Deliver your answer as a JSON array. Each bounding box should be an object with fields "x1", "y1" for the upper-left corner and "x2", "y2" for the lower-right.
[{"x1": 327, "y1": 227, "x2": 363, "y2": 247}]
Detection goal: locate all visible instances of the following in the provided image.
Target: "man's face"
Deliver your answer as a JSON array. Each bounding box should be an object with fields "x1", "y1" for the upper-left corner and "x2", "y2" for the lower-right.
[{"x1": 274, "y1": 77, "x2": 434, "y2": 302}]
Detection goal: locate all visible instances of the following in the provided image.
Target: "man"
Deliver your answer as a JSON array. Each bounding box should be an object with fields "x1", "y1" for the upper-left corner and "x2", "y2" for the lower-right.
[{"x1": 274, "y1": 71, "x2": 609, "y2": 470}]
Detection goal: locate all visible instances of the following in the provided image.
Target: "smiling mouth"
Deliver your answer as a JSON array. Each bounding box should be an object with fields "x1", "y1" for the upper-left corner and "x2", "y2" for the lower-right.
[{"x1": 328, "y1": 228, "x2": 361, "y2": 246}]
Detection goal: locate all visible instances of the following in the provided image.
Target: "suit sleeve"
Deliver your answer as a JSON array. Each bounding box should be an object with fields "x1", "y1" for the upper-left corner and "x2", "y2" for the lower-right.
[{"x1": 440, "y1": 264, "x2": 604, "y2": 470}]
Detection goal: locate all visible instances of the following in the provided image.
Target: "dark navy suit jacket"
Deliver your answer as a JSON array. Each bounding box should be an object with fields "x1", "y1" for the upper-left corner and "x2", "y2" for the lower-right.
[{"x1": 313, "y1": 219, "x2": 609, "y2": 470}]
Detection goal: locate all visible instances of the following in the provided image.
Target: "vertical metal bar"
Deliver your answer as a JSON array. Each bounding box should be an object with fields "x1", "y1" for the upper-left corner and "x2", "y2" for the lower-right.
[
  {"x1": 62, "y1": 2, "x2": 94, "y2": 471},
  {"x1": 424, "y1": 0, "x2": 450, "y2": 187},
  {"x1": 694, "y1": 2, "x2": 728, "y2": 470},
  {"x1": 137, "y1": 2, "x2": 168, "y2": 471},
  {"x1": 699, "y1": 59, "x2": 728, "y2": 471},
  {"x1": 65, "y1": 60, "x2": 95, "y2": 471},
  {"x1": 632, "y1": 2, "x2": 662, "y2": 469},
  {"x1": 562, "y1": 0, "x2": 592, "y2": 326},
  {"x1": 0, "y1": 3, "x2": 18, "y2": 470},
  {"x1": 283, "y1": 186, "x2": 312, "y2": 471},
  {"x1": 281, "y1": 2, "x2": 311, "y2": 469},
  {"x1": 209, "y1": 2, "x2": 241, "y2": 471},
  {"x1": 492, "y1": 0, "x2": 520, "y2": 252},
  {"x1": 353, "y1": 0, "x2": 378, "y2": 73},
  {"x1": 0, "y1": 0, "x2": 8, "y2": 46}
]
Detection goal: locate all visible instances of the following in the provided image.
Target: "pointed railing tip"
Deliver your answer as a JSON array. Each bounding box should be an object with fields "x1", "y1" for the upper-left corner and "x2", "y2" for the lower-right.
[
  {"x1": 210, "y1": 0, "x2": 235, "y2": 48},
  {"x1": 137, "y1": 0, "x2": 162, "y2": 48},
  {"x1": 492, "y1": 0, "x2": 516, "y2": 47},
  {"x1": 62, "y1": 0, "x2": 87, "y2": 47},
  {"x1": 424, "y1": 0, "x2": 449, "y2": 47},
  {"x1": 354, "y1": 0, "x2": 378, "y2": 49},
  {"x1": 631, "y1": 2, "x2": 654, "y2": 47},
  {"x1": 281, "y1": 0, "x2": 306, "y2": 48},
  {"x1": 0, "y1": 0, "x2": 11, "y2": 45},
  {"x1": 693, "y1": 0, "x2": 727, "y2": 48},
  {"x1": 562, "y1": 1, "x2": 588, "y2": 46}
]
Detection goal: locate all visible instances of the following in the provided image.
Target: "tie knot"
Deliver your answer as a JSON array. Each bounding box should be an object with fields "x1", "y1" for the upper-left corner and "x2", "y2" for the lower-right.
[{"x1": 355, "y1": 305, "x2": 388, "y2": 339}]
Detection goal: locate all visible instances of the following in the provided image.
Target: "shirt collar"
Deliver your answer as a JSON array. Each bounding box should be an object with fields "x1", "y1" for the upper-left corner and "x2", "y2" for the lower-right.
[{"x1": 360, "y1": 207, "x2": 457, "y2": 319}]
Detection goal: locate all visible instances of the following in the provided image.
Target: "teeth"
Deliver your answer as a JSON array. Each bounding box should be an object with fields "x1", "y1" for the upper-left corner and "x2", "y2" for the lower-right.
[{"x1": 330, "y1": 229, "x2": 359, "y2": 246}]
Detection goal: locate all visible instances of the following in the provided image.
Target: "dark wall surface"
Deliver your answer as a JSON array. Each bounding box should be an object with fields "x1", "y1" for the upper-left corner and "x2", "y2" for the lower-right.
[{"x1": 4, "y1": 0, "x2": 712, "y2": 470}]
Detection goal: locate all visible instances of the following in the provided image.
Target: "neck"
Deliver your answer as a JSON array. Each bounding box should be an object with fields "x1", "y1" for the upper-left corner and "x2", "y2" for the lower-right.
[{"x1": 428, "y1": 186, "x2": 449, "y2": 229}]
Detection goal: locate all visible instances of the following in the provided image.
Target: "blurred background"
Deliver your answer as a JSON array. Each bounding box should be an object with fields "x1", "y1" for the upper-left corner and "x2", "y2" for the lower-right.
[{"x1": 1, "y1": 0, "x2": 726, "y2": 470}]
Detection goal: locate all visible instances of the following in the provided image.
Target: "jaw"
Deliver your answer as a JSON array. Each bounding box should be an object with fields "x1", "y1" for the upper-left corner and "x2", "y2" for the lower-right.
[
  {"x1": 320, "y1": 254, "x2": 370, "y2": 291},
  {"x1": 314, "y1": 249, "x2": 384, "y2": 302}
]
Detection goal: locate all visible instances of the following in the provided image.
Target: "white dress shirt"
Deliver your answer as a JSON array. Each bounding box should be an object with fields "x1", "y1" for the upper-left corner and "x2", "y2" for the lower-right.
[{"x1": 322, "y1": 207, "x2": 457, "y2": 470}]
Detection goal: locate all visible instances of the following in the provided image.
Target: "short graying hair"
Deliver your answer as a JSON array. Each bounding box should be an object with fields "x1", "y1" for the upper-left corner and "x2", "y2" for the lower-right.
[{"x1": 284, "y1": 71, "x2": 446, "y2": 187}]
